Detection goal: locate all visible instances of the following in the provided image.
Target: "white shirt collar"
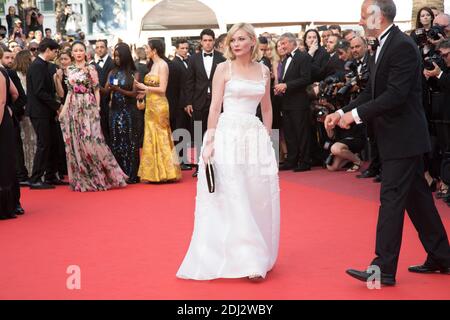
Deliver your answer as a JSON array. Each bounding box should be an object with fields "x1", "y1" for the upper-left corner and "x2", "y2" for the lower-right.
[
  {"x1": 378, "y1": 24, "x2": 394, "y2": 46},
  {"x1": 38, "y1": 54, "x2": 46, "y2": 61},
  {"x1": 95, "y1": 54, "x2": 108, "y2": 63}
]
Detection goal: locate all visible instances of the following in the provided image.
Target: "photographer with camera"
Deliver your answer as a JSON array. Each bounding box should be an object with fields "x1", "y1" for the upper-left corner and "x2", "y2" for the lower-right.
[
  {"x1": 410, "y1": 8, "x2": 449, "y2": 193},
  {"x1": 424, "y1": 39, "x2": 450, "y2": 205},
  {"x1": 25, "y1": 7, "x2": 44, "y2": 35},
  {"x1": 307, "y1": 39, "x2": 367, "y2": 170},
  {"x1": 322, "y1": 40, "x2": 366, "y2": 172},
  {"x1": 350, "y1": 36, "x2": 382, "y2": 181}
]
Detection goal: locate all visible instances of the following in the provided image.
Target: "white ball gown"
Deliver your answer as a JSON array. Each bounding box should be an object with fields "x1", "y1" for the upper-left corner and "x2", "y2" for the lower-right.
[{"x1": 177, "y1": 61, "x2": 280, "y2": 280}]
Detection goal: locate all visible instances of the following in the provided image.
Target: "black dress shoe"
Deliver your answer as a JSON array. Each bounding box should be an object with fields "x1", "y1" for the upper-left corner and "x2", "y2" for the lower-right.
[
  {"x1": 15, "y1": 204, "x2": 25, "y2": 215},
  {"x1": 357, "y1": 170, "x2": 378, "y2": 179},
  {"x1": 126, "y1": 177, "x2": 140, "y2": 184},
  {"x1": 373, "y1": 174, "x2": 382, "y2": 183},
  {"x1": 346, "y1": 269, "x2": 396, "y2": 286},
  {"x1": 293, "y1": 163, "x2": 311, "y2": 172},
  {"x1": 45, "y1": 179, "x2": 69, "y2": 186},
  {"x1": 408, "y1": 264, "x2": 450, "y2": 274},
  {"x1": 279, "y1": 164, "x2": 295, "y2": 171},
  {"x1": 30, "y1": 182, "x2": 55, "y2": 190},
  {"x1": 19, "y1": 179, "x2": 31, "y2": 187},
  {"x1": 180, "y1": 163, "x2": 192, "y2": 171},
  {"x1": 0, "y1": 214, "x2": 17, "y2": 220}
]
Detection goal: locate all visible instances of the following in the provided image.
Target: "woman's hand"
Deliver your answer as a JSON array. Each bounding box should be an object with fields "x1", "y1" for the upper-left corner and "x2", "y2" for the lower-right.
[
  {"x1": 202, "y1": 143, "x2": 214, "y2": 164},
  {"x1": 134, "y1": 80, "x2": 148, "y2": 92},
  {"x1": 109, "y1": 84, "x2": 119, "y2": 92},
  {"x1": 55, "y1": 69, "x2": 63, "y2": 79},
  {"x1": 136, "y1": 92, "x2": 146, "y2": 100}
]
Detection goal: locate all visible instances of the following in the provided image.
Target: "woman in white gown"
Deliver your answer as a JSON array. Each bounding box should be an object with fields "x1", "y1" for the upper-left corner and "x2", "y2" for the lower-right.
[{"x1": 177, "y1": 23, "x2": 280, "y2": 281}]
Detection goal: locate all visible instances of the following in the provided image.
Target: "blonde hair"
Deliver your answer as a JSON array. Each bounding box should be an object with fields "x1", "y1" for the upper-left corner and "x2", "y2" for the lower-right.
[{"x1": 224, "y1": 23, "x2": 261, "y2": 62}]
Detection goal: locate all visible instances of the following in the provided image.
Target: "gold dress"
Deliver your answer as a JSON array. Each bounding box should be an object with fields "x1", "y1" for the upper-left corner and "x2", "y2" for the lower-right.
[{"x1": 138, "y1": 74, "x2": 182, "y2": 182}]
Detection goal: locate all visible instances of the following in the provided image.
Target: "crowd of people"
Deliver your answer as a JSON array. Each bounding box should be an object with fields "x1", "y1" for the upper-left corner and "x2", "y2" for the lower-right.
[{"x1": 1, "y1": 4, "x2": 450, "y2": 222}]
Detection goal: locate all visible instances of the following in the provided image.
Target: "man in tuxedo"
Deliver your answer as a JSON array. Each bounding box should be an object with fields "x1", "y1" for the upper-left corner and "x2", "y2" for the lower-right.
[
  {"x1": 172, "y1": 38, "x2": 192, "y2": 171},
  {"x1": 95, "y1": 39, "x2": 114, "y2": 145},
  {"x1": 26, "y1": 38, "x2": 63, "y2": 189},
  {"x1": 326, "y1": 0, "x2": 450, "y2": 285},
  {"x1": 275, "y1": 32, "x2": 312, "y2": 172},
  {"x1": 185, "y1": 29, "x2": 226, "y2": 177}
]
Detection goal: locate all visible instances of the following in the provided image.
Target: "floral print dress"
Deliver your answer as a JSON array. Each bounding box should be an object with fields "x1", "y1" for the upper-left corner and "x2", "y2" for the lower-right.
[{"x1": 59, "y1": 64, "x2": 128, "y2": 192}]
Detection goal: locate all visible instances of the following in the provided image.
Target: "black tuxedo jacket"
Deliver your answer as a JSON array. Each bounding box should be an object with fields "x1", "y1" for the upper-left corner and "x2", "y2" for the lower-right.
[
  {"x1": 310, "y1": 46, "x2": 330, "y2": 82},
  {"x1": 95, "y1": 56, "x2": 115, "y2": 108},
  {"x1": 25, "y1": 57, "x2": 60, "y2": 118},
  {"x1": 95, "y1": 55, "x2": 115, "y2": 88},
  {"x1": 172, "y1": 56, "x2": 189, "y2": 110},
  {"x1": 319, "y1": 52, "x2": 346, "y2": 80},
  {"x1": 6, "y1": 68, "x2": 26, "y2": 119},
  {"x1": 280, "y1": 49, "x2": 312, "y2": 110},
  {"x1": 343, "y1": 26, "x2": 431, "y2": 160},
  {"x1": 185, "y1": 50, "x2": 225, "y2": 110},
  {"x1": 164, "y1": 57, "x2": 183, "y2": 114},
  {"x1": 435, "y1": 71, "x2": 450, "y2": 123}
]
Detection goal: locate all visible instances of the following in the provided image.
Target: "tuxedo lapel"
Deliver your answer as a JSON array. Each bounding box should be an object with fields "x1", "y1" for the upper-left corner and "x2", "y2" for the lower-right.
[
  {"x1": 199, "y1": 54, "x2": 209, "y2": 80},
  {"x1": 371, "y1": 27, "x2": 398, "y2": 97}
]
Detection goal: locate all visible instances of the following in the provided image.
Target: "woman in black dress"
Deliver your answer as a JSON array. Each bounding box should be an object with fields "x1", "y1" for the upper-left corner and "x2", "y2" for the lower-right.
[
  {"x1": 0, "y1": 67, "x2": 21, "y2": 220},
  {"x1": 106, "y1": 43, "x2": 141, "y2": 184}
]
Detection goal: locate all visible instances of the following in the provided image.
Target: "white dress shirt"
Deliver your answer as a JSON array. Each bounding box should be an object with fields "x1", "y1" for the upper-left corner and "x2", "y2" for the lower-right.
[
  {"x1": 177, "y1": 54, "x2": 188, "y2": 69},
  {"x1": 95, "y1": 54, "x2": 109, "y2": 68},
  {"x1": 202, "y1": 50, "x2": 214, "y2": 93},
  {"x1": 282, "y1": 48, "x2": 298, "y2": 80}
]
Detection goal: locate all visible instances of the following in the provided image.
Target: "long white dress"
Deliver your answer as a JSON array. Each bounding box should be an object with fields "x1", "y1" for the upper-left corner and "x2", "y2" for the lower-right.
[{"x1": 177, "y1": 61, "x2": 280, "y2": 280}]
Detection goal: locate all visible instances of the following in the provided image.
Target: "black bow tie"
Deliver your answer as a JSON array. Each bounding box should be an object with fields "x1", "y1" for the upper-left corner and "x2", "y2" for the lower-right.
[
  {"x1": 370, "y1": 26, "x2": 395, "y2": 51},
  {"x1": 203, "y1": 53, "x2": 213, "y2": 58},
  {"x1": 286, "y1": 53, "x2": 292, "y2": 59},
  {"x1": 98, "y1": 59, "x2": 104, "y2": 63}
]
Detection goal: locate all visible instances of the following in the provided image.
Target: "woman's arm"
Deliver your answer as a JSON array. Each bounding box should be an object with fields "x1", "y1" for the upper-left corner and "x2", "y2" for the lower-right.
[
  {"x1": 9, "y1": 78, "x2": 19, "y2": 102},
  {"x1": 202, "y1": 63, "x2": 227, "y2": 163},
  {"x1": 0, "y1": 73, "x2": 7, "y2": 125},
  {"x1": 140, "y1": 62, "x2": 169, "y2": 95},
  {"x1": 110, "y1": 72, "x2": 138, "y2": 98},
  {"x1": 272, "y1": 61, "x2": 280, "y2": 85},
  {"x1": 54, "y1": 71, "x2": 65, "y2": 99},
  {"x1": 260, "y1": 65, "x2": 273, "y2": 134}
]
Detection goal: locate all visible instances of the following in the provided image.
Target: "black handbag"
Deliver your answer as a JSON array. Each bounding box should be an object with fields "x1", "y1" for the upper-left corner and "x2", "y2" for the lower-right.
[{"x1": 205, "y1": 160, "x2": 215, "y2": 193}]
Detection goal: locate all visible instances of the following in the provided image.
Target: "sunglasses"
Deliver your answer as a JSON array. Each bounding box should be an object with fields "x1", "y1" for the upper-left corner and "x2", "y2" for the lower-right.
[{"x1": 30, "y1": 47, "x2": 37, "y2": 52}]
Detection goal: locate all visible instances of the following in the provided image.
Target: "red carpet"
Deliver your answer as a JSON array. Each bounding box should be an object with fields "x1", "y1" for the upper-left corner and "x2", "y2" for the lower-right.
[{"x1": 0, "y1": 169, "x2": 449, "y2": 300}]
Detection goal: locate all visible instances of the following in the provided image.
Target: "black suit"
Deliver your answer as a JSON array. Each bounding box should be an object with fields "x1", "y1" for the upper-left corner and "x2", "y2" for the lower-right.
[
  {"x1": 172, "y1": 56, "x2": 192, "y2": 163},
  {"x1": 26, "y1": 57, "x2": 61, "y2": 183},
  {"x1": 95, "y1": 56, "x2": 115, "y2": 145},
  {"x1": 319, "y1": 52, "x2": 346, "y2": 80},
  {"x1": 343, "y1": 26, "x2": 450, "y2": 275},
  {"x1": 310, "y1": 46, "x2": 330, "y2": 82},
  {"x1": 186, "y1": 51, "x2": 225, "y2": 162},
  {"x1": 431, "y1": 70, "x2": 450, "y2": 168},
  {"x1": 6, "y1": 69, "x2": 28, "y2": 180},
  {"x1": 279, "y1": 49, "x2": 312, "y2": 167}
]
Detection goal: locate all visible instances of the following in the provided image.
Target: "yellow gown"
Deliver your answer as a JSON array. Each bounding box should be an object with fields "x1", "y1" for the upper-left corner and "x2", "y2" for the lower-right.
[{"x1": 138, "y1": 74, "x2": 182, "y2": 182}]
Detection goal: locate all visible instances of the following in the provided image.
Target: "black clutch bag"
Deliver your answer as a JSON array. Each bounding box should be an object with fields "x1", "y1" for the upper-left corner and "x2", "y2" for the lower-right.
[{"x1": 205, "y1": 160, "x2": 215, "y2": 193}]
